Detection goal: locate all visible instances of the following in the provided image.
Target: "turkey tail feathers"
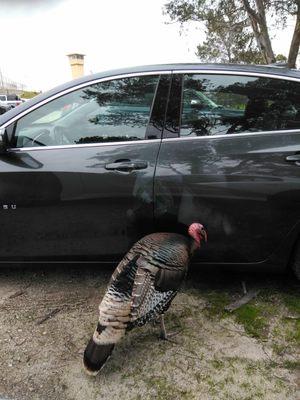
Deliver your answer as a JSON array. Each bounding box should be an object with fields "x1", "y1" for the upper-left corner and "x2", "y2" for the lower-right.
[
  {"x1": 83, "y1": 337, "x2": 115, "y2": 376},
  {"x1": 83, "y1": 255, "x2": 140, "y2": 375},
  {"x1": 83, "y1": 322, "x2": 126, "y2": 375}
]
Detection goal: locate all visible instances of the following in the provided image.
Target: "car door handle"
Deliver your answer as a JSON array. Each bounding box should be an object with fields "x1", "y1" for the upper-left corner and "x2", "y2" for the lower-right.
[
  {"x1": 105, "y1": 160, "x2": 148, "y2": 172},
  {"x1": 285, "y1": 154, "x2": 300, "y2": 162}
]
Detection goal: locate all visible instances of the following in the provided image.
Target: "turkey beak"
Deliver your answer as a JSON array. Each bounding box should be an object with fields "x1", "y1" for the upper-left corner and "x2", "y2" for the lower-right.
[{"x1": 201, "y1": 229, "x2": 207, "y2": 243}]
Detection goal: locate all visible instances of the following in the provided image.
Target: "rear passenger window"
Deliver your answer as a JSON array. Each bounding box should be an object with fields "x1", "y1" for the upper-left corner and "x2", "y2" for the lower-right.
[{"x1": 180, "y1": 74, "x2": 300, "y2": 136}]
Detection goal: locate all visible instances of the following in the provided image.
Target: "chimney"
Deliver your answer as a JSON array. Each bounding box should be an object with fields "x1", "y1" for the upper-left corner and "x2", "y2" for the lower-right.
[{"x1": 67, "y1": 53, "x2": 85, "y2": 79}]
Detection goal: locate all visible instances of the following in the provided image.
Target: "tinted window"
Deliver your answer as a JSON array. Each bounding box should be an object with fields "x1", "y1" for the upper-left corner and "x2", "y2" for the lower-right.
[
  {"x1": 14, "y1": 75, "x2": 159, "y2": 147},
  {"x1": 180, "y1": 74, "x2": 300, "y2": 136},
  {"x1": 7, "y1": 94, "x2": 20, "y2": 101}
]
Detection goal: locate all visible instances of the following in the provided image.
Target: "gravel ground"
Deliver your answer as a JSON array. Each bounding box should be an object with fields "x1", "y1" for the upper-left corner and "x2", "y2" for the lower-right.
[{"x1": 0, "y1": 264, "x2": 299, "y2": 400}]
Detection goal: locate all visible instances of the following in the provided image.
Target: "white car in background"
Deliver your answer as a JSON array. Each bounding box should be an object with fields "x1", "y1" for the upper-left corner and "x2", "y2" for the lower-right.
[{"x1": 0, "y1": 94, "x2": 22, "y2": 109}]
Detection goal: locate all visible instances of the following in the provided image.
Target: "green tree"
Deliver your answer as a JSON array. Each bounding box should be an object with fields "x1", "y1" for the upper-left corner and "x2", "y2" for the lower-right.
[
  {"x1": 164, "y1": 0, "x2": 300, "y2": 67},
  {"x1": 196, "y1": 1, "x2": 264, "y2": 63}
]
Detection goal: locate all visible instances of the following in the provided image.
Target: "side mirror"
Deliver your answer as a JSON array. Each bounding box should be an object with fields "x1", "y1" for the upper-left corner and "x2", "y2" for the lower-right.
[{"x1": 0, "y1": 128, "x2": 10, "y2": 153}]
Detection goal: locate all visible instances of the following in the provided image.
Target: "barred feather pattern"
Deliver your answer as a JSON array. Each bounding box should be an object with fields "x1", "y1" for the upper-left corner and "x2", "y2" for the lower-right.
[
  {"x1": 94, "y1": 254, "x2": 139, "y2": 342},
  {"x1": 84, "y1": 232, "x2": 192, "y2": 375},
  {"x1": 128, "y1": 289, "x2": 176, "y2": 329},
  {"x1": 98, "y1": 232, "x2": 190, "y2": 334},
  {"x1": 127, "y1": 233, "x2": 190, "y2": 327}
]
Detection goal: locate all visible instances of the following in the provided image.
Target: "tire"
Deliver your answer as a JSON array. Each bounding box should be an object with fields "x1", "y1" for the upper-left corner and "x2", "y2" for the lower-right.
[{"x1": 291, "y1": 239, "x2": 300, "y2": 280}]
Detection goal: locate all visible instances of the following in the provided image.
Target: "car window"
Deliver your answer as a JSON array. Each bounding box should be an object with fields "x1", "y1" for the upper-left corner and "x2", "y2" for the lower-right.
[
  {"x1": 180, "y1": 74, "x2": 300, "y2": 137},
  {"x1": 7, "y1": 94, "x2": 20, "y2": 101},
  {"x1": 13, "y1": 75, "x2": 159, "y2": 147}
]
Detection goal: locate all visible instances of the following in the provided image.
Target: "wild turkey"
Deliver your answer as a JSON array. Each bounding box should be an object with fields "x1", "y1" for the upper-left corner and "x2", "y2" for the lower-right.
[{"x1": 83, "y1": 222, "x2": 207, "y2": 375}]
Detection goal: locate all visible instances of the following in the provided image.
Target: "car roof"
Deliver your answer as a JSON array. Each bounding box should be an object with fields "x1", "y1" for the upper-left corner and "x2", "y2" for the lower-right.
[{"x1": 1, "y1": 63, "x2": 299, "y2": 126}]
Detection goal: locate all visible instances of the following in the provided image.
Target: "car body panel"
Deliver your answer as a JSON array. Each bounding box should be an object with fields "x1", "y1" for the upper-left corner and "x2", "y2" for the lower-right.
[
  {"x1": 154, "y1": 131, "x2": 300, "y2": 264},
  {"x1": 0, "y1": 141, "x2": 160, "y2": 261}
]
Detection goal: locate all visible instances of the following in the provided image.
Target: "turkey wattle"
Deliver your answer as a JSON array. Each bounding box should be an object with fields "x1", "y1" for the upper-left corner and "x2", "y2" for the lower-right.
[{"x1": 83, "y1": 222, "x2": 207, "y2": 375}]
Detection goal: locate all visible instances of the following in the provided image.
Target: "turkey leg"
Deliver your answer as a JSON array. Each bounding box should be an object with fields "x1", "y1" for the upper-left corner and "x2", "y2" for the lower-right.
[
  {"x1": 159, "y1": 314, "x2": 178, "y2": 342},
  {"x1": 159, "y1": 314, "x2": 167, "y2": 340}
]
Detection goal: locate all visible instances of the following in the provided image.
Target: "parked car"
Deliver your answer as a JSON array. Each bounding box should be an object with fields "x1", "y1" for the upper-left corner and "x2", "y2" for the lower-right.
[
  {"x1": 0, "y1": 95, "x2": 13, "y2": 114},
  {"x1": 0, "y1": 93, "x2": 22, "y2": 109},
  {"x1": 0, "y1": 103, "x2": 10, "y2": 115},
  {"x1": 6, "y1": 93, "x2": 23, "y2": 108},
  {"x1": 0, "y1": 63, "x2": 299, "y2": 279}
]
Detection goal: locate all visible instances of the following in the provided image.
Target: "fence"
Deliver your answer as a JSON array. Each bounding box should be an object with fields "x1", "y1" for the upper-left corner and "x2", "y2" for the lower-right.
[{"x1": 0, "y1": 70, "x2": 25, "y2": 95}]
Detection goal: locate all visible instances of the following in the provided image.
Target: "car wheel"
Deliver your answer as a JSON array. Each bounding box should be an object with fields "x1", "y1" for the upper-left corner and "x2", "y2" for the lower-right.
[{"x1": 291, "y1": 239, "x2": 300, "y2": 280}]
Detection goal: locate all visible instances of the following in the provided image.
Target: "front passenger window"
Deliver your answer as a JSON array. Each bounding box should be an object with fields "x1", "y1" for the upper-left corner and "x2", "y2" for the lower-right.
[{"x1": 13, "y1": 75, "x2": 159, "y2": 147}]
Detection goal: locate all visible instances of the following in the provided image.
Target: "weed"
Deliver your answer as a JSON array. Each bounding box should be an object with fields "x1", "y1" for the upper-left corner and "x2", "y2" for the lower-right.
[
  {"x1": 272, "y1": 342, "x2": 287, "y2": 356},
  {"x1": 144, "y1": 376, "x2": 193, "y2": 400},
  {"x1": 201, "y1": 291, "x2": 231, "y2": 317},
  {"x1": 281, "y1": 293, "x2": 300, "y2": 315},
  {"x1": 282, "y1": 360, "x2": 300, "y2": 370},
  {"x1": 234, "y1": 304, "x2": 268, "y2": 339},
  {"x1": 210, "y1": 358, "x2": 224, "y2": 370}
]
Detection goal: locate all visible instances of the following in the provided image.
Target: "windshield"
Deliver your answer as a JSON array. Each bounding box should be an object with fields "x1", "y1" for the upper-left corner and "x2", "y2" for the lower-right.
[{"x1": 7, "y1": 94, "x2": 20, "y2": 101}]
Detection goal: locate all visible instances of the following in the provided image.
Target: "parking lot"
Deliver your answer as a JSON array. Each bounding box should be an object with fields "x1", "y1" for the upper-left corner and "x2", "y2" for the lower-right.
[{"x1": 0, "y1": 264, "x2": 299, "y2": 400}]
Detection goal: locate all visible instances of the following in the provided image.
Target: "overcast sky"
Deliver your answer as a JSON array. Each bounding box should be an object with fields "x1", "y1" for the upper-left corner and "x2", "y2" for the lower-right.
[{"x1": 0, "y1": 0, "x2": 295, "y2": 91}]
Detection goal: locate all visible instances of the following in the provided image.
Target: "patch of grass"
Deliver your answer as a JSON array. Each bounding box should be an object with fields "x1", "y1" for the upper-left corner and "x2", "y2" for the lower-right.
[
  {"x1": 244, "y1": 361, "x2": 259, "y2": 375},
  {"x1": 222, "y1": 375, "x2": 235, "y2": 385},
  {"x1": 241, "y1": 397, "x2": 259, "y2": 400},
  {"x1": 281, "y1": 293, "x2": 300, "y2": 315},
  {"x1": 106, "y1": 361, "x2": 122, "y2": 374},
  {"x1": 20, "y1": 90, "x2": 40, "y2": 99},
  {"x1": 294, "y1": 320, "x2": 300, "y2": 344},
  {"x1": 179, "y1": 306, "x2": 194, "y2": 319},
  {"x1": 132, "y1": 395, "x2": 143, "y2": 400},
  {"x1": 285, "y1": 320, "x2": 300, "y2": 345},
  {"x1": 274, "y1": 341, "x2": 288, "y2": 356},
  {"x1": 233, "y1": 304, "x2": 268, "y2": 339},
  {"x1": 144, "y1": 376, "x2": 193, "y2": 400},
  {"x1": 206, "y1": 378, "x2": 218, "y2": 396},
  {"x1": 165, "y1": 311, "x2": 186, "y2": 331},
  {"x1": 270, "y1": 316, "x2": 300, "y2": 352},
  {"x1": 240, "y1": 381, "x2": 251, "y2": 390},
  {"x1": 201, "y1": 291, "x2": 231, "y2": 317},
  {"x1": 266, "y1": 360, "x2": 278, "y2": 369},
  {"x1": 184, "y1": 287, "x2": 202, "y2": 298},
  {"x1": 282, "y1": 360, "x2": 300, "y2": 370},
  {"x1": 194, "y1": 369, "x2": 213, "y2": 384},
  {"x1": 210, "y1": 358, "x2": 224, "y2": 370}
]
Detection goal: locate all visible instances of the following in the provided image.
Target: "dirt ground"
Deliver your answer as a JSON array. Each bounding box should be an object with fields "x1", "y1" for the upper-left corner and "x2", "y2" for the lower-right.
[{"x1": 0, "y1": 264, "x2": 299, "y2": 400}]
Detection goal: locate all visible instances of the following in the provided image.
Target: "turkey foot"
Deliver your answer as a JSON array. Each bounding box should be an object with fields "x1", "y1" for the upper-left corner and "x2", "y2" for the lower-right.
[{"x1": 159, "y1": 314, "x2": 179, "y2": 343}]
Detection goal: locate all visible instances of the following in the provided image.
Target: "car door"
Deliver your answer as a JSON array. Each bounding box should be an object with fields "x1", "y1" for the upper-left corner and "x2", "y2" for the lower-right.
[
  {"x1": 0, "y1": 73, "x2": 171, "y2": 261},
  {"x1": 154, "y1": 71, "x2": 300, "y2": 265}
]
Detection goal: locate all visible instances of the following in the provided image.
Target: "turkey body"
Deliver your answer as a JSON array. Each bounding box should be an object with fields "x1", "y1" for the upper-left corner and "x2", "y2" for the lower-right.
[{"x1": 83, "y1": 232, "x2": 193, "y2": 375}]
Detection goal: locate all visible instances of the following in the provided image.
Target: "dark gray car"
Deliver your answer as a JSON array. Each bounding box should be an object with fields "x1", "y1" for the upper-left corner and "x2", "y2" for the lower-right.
[{"x1": 0, "y1": 63, "x2": 299, "y2": 279}]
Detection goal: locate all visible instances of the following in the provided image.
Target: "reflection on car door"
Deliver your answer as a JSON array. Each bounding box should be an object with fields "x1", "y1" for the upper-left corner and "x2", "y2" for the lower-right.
[{"x1": 154, "y1": 73, "x2": 300, "y2": 265}]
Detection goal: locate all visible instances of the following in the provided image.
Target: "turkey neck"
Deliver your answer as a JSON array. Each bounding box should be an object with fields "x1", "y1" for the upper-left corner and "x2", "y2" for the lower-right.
[{"x1": 190, "y1": 238, "x2": 200, "y2": 258}]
